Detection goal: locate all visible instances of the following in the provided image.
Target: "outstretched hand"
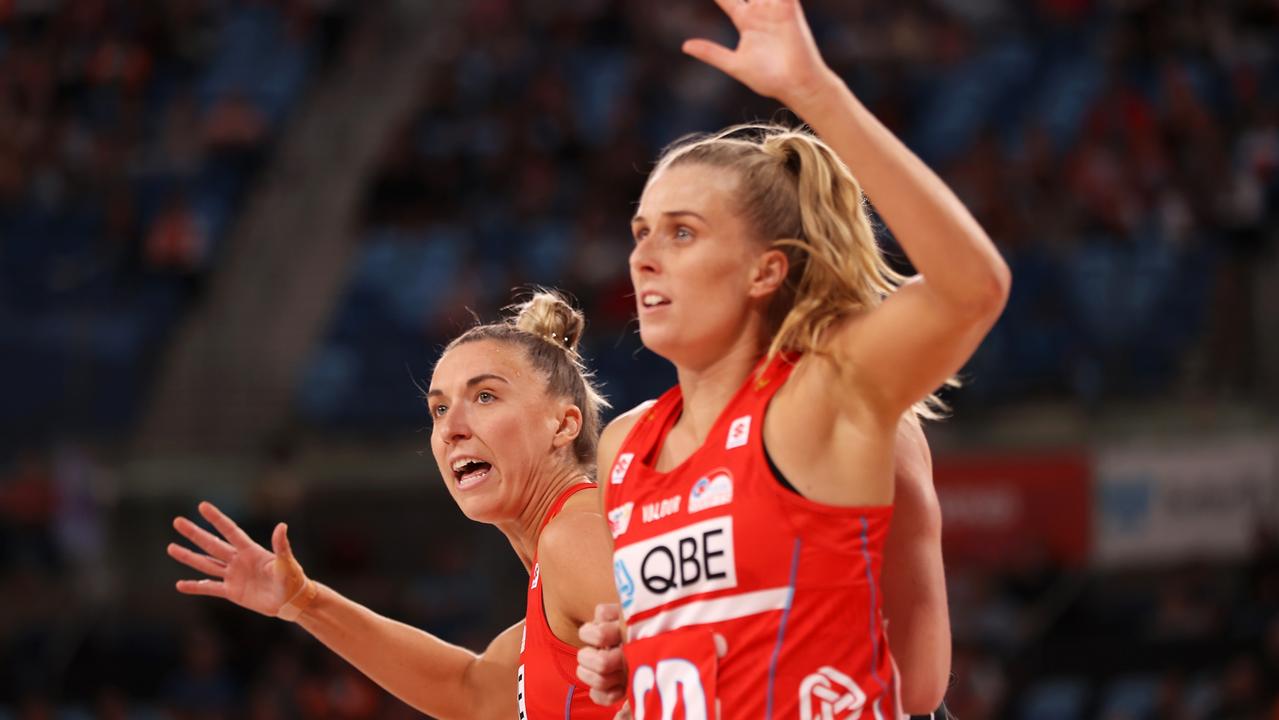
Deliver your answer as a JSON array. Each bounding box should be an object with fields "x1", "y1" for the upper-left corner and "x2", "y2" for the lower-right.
[
  {"x1": 682, "y1": 0, "x2": 834, "y2": 106},
  {"x1": 168, "y1": 501, "x2": 308, "y2": 619}
]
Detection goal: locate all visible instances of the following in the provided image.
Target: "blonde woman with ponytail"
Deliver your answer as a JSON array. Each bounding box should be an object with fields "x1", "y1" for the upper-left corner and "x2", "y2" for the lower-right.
[
  {"x1": 168, "y1": 292, "x2": 623, "y2": 719},
  {"x1": 575, "y1": 1, "x2": 1009, "y2": 718}
]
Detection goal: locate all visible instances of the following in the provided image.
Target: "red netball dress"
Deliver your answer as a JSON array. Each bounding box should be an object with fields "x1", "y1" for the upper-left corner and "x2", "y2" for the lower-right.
[
  {"x1": 605, "y1": 353, "x2": 903, "y2": 720},
  {"x1": 519, "y1": 482, "x2": 622, "y2": 719}
]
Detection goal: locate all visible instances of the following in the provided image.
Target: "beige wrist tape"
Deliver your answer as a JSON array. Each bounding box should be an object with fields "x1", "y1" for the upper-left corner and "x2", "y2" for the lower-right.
[{"x1": 276, "y1": 579, "x2": 319, "y2": 622}]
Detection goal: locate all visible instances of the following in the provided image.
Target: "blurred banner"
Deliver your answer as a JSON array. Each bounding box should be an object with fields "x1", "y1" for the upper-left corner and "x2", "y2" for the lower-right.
[
  {"x1": 1094, "y1": 437, "x2": 1279, "y2": 567},
  {"x1": 935, "y1": 452, "x2": 1092, "y2": 568}
]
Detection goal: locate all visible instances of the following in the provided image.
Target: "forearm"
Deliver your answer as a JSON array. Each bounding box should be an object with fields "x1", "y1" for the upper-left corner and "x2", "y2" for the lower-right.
[
  {"x1": 790, "y1": 73, "x2": 1009, "y2": 308},
  {"x1": 884, "y1": 564, "x2": 951, "y2": 713},
  {"x1": 295, "y1": 583, "x2": 499, "y2": 719}
]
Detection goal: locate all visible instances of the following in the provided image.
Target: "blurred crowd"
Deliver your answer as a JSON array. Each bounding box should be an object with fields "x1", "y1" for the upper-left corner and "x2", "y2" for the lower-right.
[
  {"x1": 2, "y1": 445, "x2": 1278, "y2": 719},
  {"x1": 0, "y1": 0, "x2": 349, "y2": 445},
  {"x1": 2, "y1": 0, "x2": 1278, "y2": 718},
  {"x1": 307, "y1": 0, "x2": 1279, "y2": 425}
]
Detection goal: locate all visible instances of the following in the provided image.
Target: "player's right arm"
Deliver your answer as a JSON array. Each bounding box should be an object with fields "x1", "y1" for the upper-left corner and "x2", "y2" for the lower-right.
[{"x1": 168, "y1": 501, "x2": 519, "y2": 720}]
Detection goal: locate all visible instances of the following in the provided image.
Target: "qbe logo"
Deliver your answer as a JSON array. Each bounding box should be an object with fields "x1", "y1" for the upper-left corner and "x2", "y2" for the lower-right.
[
  {"x1": 611, "y1": 453, "x2": 635, "y2": 485},
  {"x1": 611, "y1": 516, "x2": 737, "y2": 616},
  {"x1": 799, "y1": 667, "x2": 866, "y2": 720}
]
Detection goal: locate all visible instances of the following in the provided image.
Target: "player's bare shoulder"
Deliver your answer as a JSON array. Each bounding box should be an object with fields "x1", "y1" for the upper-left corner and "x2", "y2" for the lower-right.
[{"x1": 597, "y1": 400, "x2": 657, "y2": 472}]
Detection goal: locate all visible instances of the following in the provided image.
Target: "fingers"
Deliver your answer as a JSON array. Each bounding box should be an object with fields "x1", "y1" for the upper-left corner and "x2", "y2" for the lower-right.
[
  {"x1": 577, "y1": 645, "x2": 627, "y2": 676},
  {"x1": 613, "y1": 701, "x2": 634, "y2": 720},
  {"x1": 578, "y1": 645, "x2": 628, "y2": 707},
  {"x1": 167, "y1": 542, "x2": 228, "y2": 578},
  {"x1": 682, "y1": 38, "x2": 737, "y2": 76},
  {"x1": 198, "y1": 501, "x2": 254, "y2": 549},
  {"x1": 594, "y1": 603, "x2": 622, "y2": 623},
  {"x1": 579, "y1": 619, "x2": 625, "y2": 648},
  {"x1": 271, "y1": 523, "x2": 292, "y2": 560},
  {"x1": 173, "y1": 516, "x2": 235, "y2": 562},
  {"x1": 175, "y1": 578, "x2": 229, "y2": 599},
  {"x1": 593, "y1": 687, "x2": 627, "y2": 707}
]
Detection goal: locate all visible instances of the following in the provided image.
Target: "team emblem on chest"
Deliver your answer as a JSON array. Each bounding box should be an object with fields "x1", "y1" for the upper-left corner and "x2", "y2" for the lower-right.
[{"x1": 689, "y1": 468, "x2": 733, "y2": 514}]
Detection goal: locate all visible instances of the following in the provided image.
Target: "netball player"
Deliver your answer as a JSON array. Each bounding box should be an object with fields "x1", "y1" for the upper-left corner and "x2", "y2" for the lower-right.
[
  {"x1": 168, "y1": 292, "x2": 623, "y2": 719},
  {"x1": 575, "y1": 0, "x2": 1009, "y2": 717}
]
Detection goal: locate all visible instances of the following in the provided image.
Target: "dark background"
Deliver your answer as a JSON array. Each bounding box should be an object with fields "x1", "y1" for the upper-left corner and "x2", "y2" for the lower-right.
[{"x1": 1, "y1": 0, "x2": 1277, "y2": 718}]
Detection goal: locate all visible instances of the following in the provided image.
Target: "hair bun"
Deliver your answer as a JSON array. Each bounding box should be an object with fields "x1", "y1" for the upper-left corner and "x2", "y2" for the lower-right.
[{"x1": 511, "y1": 290, "x2": 585, "y2": 356}]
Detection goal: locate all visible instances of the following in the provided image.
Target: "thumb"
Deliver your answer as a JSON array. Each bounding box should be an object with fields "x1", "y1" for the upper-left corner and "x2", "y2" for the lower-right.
[
  {"x1": 682, "y1": 38, "x2": 736, "y2": 75},
  {"x1": 272, "y1": 522, "x2": 294, "y2": 561}
]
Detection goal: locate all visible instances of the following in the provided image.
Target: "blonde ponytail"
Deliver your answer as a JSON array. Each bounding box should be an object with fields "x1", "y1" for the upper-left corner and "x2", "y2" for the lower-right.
[{"x1": 653, "y1": 124, "x2": 954, "y2": 419}]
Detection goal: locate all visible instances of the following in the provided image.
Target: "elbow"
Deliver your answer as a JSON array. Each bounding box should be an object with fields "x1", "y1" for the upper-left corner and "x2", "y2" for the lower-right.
[
  {"x1": 959, "y1": 254, "x2": 1011, "y2": 325},
  {"x1": 900, "y1": 671, "x2": 950, "y2": 716},
  {"x1": 976, "y1": 253, "x2": 1012, "y2": 319}
]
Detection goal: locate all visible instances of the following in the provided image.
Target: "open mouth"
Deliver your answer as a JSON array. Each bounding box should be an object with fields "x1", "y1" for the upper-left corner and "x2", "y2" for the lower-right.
[
  {"x1": 451, "y1": 458, "x2": 493, "y2": 489},
  {"x1": 640, "y1": 292, "x2": 671, "y2": 310}
]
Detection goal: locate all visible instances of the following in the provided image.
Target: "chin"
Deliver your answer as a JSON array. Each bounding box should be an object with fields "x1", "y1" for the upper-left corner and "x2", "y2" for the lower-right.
[
  {"x1": 638, "y1": 326, "x2": 680, "y2": 361},
  {"x1": 453, "y1": 492, "x2": 508, "y2": 525}
]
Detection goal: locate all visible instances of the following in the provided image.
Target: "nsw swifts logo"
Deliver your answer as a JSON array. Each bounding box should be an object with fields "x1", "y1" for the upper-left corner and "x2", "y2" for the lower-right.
[
  {"x1": 611, "y1": 453, "x2": 635, "y2": 485},
  {"x1": 726, "y1": 415, "x2": 751, "y2": 449},
  {"x1": 799, "y1": 667, "x2": 867, "y2": 720},
  {"x1": 608, "y1": 502, "x2": 634, "y2": 539},
  {"x1": 688, "y1": 469, "x2": 733, "y2": 514}
]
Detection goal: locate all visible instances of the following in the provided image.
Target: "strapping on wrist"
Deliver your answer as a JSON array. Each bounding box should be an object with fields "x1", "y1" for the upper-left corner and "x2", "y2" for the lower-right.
[{"x1": 276, "y1": 579, "x2": 319, "y2": 622}]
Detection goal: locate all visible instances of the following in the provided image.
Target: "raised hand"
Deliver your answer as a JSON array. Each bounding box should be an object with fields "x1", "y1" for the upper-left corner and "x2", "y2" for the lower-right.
[
  {"x1": 576, "y1": 603, "x2": 629, "y2": 706},
  {"x1": 682, "y1": 0, "x2": 835, "y2": 106},
  {"x1": 168, "y1": 501, "x2": 309, "y2": 619}
]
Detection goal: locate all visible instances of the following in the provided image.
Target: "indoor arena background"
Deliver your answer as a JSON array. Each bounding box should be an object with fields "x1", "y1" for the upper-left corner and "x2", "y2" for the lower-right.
[{"x1": 1, "y1": 0, "x2": 1277, "y2": 718}]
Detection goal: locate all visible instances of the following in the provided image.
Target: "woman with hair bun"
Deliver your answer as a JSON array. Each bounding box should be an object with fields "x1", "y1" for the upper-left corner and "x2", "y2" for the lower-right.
[
  {"x1": 576, "y1": 0, "x2": 1009, "y2": 717},
  {"x1": 168, "y1": 291, "x2": 623, "y2": 719}
]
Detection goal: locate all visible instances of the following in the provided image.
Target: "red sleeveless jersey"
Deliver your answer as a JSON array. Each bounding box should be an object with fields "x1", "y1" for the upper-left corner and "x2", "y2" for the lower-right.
[
  {"x1": 519, "y1": 483, "x2": 622, "y2": 720},
  {"x1": 605, "y1": 353, "x2": 903, "y2": 720}
]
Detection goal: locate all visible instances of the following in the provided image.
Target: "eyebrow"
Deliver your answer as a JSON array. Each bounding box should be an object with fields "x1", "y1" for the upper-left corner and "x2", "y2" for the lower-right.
[
  {"x1": 426, "y1": 373, "x2": 510, "y2": 398},
  {"x1": 631, "y1": 210, "x2": 708, "y2": 225}
]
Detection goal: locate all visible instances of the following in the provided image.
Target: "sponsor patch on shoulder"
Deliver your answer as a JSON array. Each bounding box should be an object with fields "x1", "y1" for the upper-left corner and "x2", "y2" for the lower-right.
[
  {"x1": 611, "y1": 452, "x2": 635, "y2": 485},
  {"x1": 608, "y1": 501, "x2": 634, "y2": 539},
  {"x1": 726, "y1": 415, "x2": 751, "y2": 450}
]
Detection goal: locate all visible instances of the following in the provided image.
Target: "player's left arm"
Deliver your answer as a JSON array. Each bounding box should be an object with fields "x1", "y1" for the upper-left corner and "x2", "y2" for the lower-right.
[
  {"x1": 882, "y1": 415, "x2": 950, "y2": 713},
  {"x1": 684, "y1": 0, "x2": 1010, "y2": 428}
]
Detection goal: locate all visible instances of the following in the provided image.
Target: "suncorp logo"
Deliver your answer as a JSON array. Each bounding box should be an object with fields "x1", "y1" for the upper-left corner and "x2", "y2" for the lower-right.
[{"x1": 611, "y1": 516, "x2": 737, "y2": 616}]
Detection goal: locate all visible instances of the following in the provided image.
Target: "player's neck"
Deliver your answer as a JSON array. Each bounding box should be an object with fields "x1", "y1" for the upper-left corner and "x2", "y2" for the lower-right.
[
  {"x1": 496, "y1": 462, "x2": 589, "y2": 573},
  {"x1": 674, "y1": 336, "x2": 764, "y2": 448}
]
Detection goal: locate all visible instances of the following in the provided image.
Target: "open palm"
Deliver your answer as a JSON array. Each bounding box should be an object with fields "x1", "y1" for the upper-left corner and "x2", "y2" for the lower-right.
[
  {"x1": 683, "y1": 0, "x2": 832, "y2": 105},
  {"x1": 168, "y1": 501, "x2": 307, "y2": 618}
]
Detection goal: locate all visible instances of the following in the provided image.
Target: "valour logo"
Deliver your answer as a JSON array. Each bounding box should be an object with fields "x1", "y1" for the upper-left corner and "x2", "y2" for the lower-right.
[
  {"x1": 642, "y1": 495, "x2": 681, "y2": 523},
  {"x1": 611, "y1": 452, "x2": 635, "y2": 485},
  {"x1": 726, "y1": 415, "x2": 751, "y2": 450},
  {"x1": 608, "y1": 502, "x2": 634, "y2": 539},
  {"x1": 799, "y1": 667, "x2": 867, "y2": 720},
  {"x1": 529, "y1": 562, "x2": 540, "y2": 590},
  {"x1": 688, "y1": 470, "x2": 733, "y2": 514}
]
